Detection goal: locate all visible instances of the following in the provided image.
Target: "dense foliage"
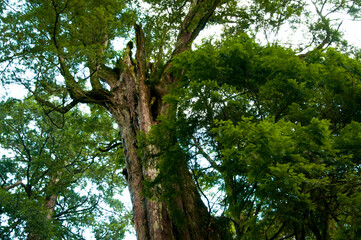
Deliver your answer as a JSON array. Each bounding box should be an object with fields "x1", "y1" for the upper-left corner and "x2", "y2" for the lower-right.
[
  {"x1": 0, "y1": 100, "x2": 128, "y2": 239},
  {"x1": 141, "y1": 35, "x2": 361, "y2": 239}
]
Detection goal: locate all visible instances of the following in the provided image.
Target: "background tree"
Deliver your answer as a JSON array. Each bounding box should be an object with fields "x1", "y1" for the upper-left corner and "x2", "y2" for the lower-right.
[
  {"x1": 1, "y1": 0, "x2": 360, "y2": 239},
  {"x1": 0, "y1": 99, "x2": 128, "y2": 239}
]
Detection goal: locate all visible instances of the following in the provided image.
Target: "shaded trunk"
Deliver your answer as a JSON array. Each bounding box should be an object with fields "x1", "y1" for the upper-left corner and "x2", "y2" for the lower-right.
[
  {"x1": 110, "y1": 97, "x2": 221, "y2": 240},
  {"x1": 103, "y1": 39, "x2": 223, "y2": 239}
]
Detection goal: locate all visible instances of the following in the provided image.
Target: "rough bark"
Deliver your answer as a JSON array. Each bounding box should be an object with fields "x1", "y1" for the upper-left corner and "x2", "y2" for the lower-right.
[
  {"x1": 44, "y1": 1, "x2": 225, "y2": 239},
  {"x1": 105, "y1": 44, "x2": 219, "y2": 240}
]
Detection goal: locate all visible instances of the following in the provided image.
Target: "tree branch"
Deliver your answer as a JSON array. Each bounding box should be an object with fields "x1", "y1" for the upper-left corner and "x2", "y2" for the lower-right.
[
  {"x1": 54, "y1": 192, "x2": 99, "y2": 218},
  {"x1": 0, "y1": 173, "x2": 6, "y2": 185},
  {"x1": 98, "y1": 141, "x2": 122, "y2": 152},
  {"x1": 172, "y1": 0, "x2": 222, "y2": 57},
  {"x1": 98, "y1": 64, "x2": 119, "y2": 87},
  {"x1": 1, "y1": 181, "x2": 26, "y2": 190},
  {"x1": 135, "y1": 24, "x2": 147, "y2": 82},
  {"x1": 299, "y1": 1, "x2": 344, "y2": 58},
  {"x1": 48, "y1": 1, "x2": 113, "y2": 106},
  {"x1": 58, "y1": 55, "x2": 112, "y2": 106},
  {"x1": 87, "y1": 35, "x2": 112, "y2": 90},
  {"x1": 34, "y1": 94, "x2": 79, "y2": 114},
  {"x1": 268, "y1": 221, "x2": 287, "y2": 240},
  {"x1": 192, "y1": 136, "x2": 220, "y2": 171}
]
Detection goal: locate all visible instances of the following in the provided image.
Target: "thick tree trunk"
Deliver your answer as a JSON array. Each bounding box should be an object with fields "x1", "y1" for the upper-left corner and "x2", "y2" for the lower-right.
[
  {"x1": 50, "y1": 1, "x2": 224, "y2": 238},
  {"x1": 102, "y1": 38, "x2": 222, "y2": 239},
  {"x1": 110, "y1": 100, "x2": 220, "y2": 240}
]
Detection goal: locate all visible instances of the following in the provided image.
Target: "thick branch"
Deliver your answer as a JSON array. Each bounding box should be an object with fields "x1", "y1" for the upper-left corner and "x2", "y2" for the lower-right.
[
  {"x1": 58, "y1": 56, "x2": 86, "y2": 99},
  {"x1": 135, "y1": 24, "x2": 147, "y2": 82},
  {"x1": 98, "y1": 64, "x2": 119, "y2": 87},
  {"x1": 58, "y1": 57, "x2": 112, "y2": 105},
  {"x1": 89, "y1": 68, "x2": 103, "y2": 90},
  {"x1": 154, "y1": 0, "x2": 222, "y2": 103},
  {"x1": 87, "y1": 35, "x2": 110, "y2": 90},
  {"x1": 135, "y1": 23, "x2": 155, "y2": 130},
  {"x1": 172, "y1": 0, "x2": 222, "y2": 56}
]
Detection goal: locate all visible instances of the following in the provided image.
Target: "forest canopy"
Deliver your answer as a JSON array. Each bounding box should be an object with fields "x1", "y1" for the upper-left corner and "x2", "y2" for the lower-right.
[{"x1": 1, "y1": 0, "x2": 361, "y2": 239}]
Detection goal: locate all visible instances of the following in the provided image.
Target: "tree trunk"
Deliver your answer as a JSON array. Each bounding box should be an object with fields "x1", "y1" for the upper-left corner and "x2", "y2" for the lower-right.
[
  {"x1": 110, "y1": 93, "x2": 220, "y2": 240},
  {"x1": 25, "y1": 195, "x2": 57, "y2": 240},
  {"x1": 50, "y1": 1, "x2": 224, "y2": 238},
  {"x1": 101, "y1": 32, "x2": 223, "y2": 239},
  {"x1": 26, "y1": 177, "x2": 58, "y2": 240}
]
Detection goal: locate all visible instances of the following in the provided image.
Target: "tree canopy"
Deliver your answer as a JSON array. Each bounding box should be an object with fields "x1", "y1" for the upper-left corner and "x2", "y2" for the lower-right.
[
  {"x1": 0, "y1": 100, "x2": 129, "y2": 239},
  {"x1": 143, "y1": 35, "x2": 361, "y2": 239},
  {"x1": 1, "y1": 0, "x2": 361, "y2": 239}
]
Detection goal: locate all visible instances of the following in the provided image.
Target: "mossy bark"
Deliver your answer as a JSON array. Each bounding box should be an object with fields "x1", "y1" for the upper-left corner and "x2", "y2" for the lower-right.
[{"x1": 106, "y1": 49, "x2": 222, "y2": 240}]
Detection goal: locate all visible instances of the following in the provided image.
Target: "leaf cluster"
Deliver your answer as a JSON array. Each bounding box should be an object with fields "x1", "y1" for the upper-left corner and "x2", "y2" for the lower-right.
[
  {"x1": 0, "y1": 99, "x2": 127, "y2": 239},
  {"x1": 144, "y1": 34, "x2": 361, "y2": 239}
]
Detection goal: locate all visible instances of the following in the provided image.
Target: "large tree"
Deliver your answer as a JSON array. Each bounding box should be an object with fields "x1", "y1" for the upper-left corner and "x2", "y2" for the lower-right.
[{"x1": 1, "y1": 0, "x2": 360, "y2": 239}]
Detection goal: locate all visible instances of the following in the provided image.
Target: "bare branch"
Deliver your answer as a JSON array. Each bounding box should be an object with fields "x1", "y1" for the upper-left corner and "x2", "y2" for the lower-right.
[
  {"x1": 98, "y1": 141, "x2": 122, "y2": 152},
  {"x1": 2, "y1": 181, "x2": 26, "y2": 190}
]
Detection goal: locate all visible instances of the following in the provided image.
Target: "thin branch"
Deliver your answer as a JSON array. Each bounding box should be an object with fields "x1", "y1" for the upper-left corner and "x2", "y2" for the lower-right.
[
  {"x1": 268, "y1": 221, "x2": 287, "y2": 240},
  {"x1": 0, "y1": 173, "x2": 7, "y2": 186},
  {"x1": 55, "y1": 192, "x2": 100, "y2": 218},
  {"x1": 35, "y1": 95, "x2": 79, "y2": 114},
  {"x1": 191, "y1": 136, "x2": 220, "y2": 170},
  {"x1": 299, "y1": 0, "x2": 344, "y2": 58},
  {"x1": 16, "y1": 130, "x2": 32, "y2": 163},
  {"x1": 191, "y1": 168, "x2": 212, "y2": 240},
  {"x1": 98, "y1": 141, "x2": 122, "y2": 152},
  {"x1": 1, "y1": 181, "x2": 26, "y2": 190}
]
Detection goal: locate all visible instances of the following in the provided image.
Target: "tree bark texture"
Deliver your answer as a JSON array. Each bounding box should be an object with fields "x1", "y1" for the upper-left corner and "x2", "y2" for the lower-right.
[
  {"x1": 105, "y1": 41, "x2": 219, "y2": 240},
  {"x1": 48, "y1": 1, "x2": 224, "y2": 239}
]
